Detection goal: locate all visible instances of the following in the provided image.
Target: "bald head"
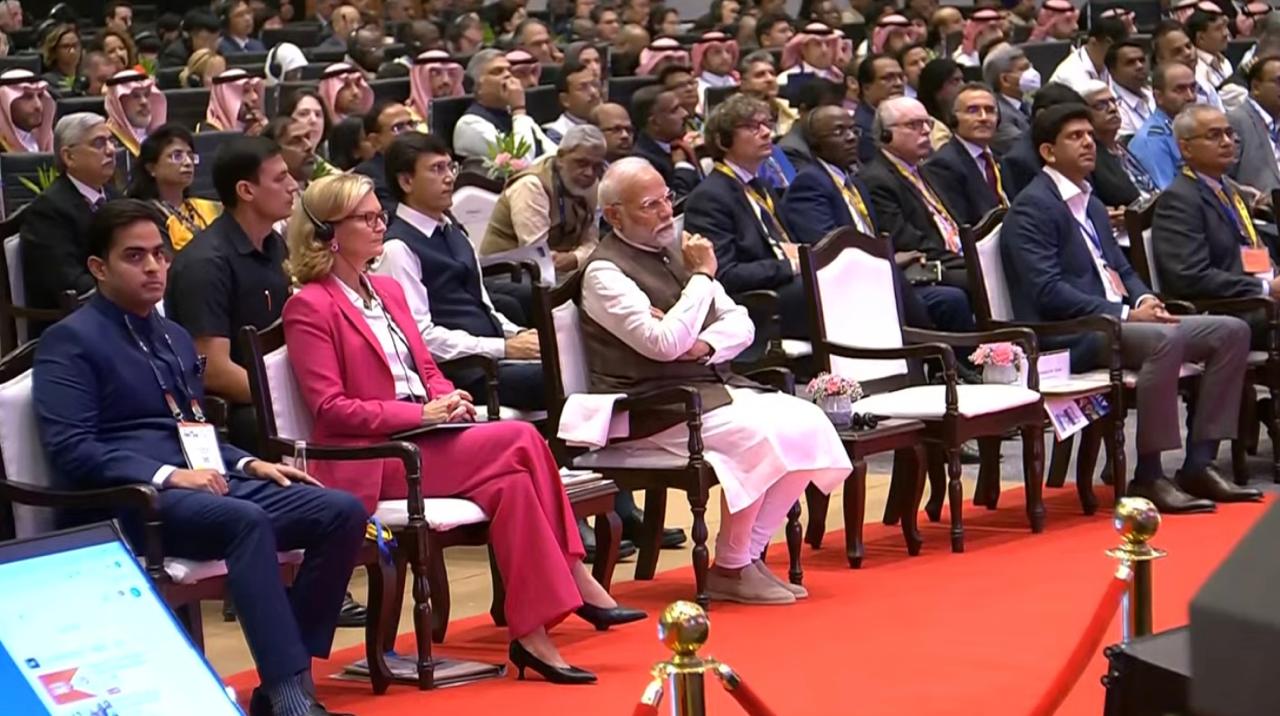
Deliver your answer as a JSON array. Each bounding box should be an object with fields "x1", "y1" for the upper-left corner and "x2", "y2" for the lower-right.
[{"x1": 591, "y1": 102, "x2": 635, "y2": 160}]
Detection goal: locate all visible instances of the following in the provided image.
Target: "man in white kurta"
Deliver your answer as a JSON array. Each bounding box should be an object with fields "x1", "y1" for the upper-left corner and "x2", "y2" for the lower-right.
[{"x1": 579, "y1": 158, "x2": 851, "y2": 606}]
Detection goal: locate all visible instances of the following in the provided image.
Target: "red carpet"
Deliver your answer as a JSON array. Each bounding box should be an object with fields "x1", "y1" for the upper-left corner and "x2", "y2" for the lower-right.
[{"x1": 227, "y1": 490, "x2": 1273, "y2": 715}]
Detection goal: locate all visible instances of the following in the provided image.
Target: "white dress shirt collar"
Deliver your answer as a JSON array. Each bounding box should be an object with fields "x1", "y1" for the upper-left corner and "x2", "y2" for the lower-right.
[
  {"x1": 723, "y1": 158, "x2": 756, "y2": 183},
  {"x1": 1248, "y1": 96, "x2": 1277, "y2": 131},
  {"x1": 1044, "y1": 165, "x2": 1091, "y2": 206},
  {"x1": 395, "y1": 202, "x2": 445, "y2": 238},
  {"x1": 68, "y1": 175, "x2": 105, "y2": 206},
  {"x1": 14, "y1": 127, "x2": 37, "y2": 152}
]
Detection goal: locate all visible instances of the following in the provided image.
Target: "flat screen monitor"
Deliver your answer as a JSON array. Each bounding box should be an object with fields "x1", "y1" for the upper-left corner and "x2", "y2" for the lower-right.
[{"x1": 0, "y1": 522, "x2": 244, "y2": 715}]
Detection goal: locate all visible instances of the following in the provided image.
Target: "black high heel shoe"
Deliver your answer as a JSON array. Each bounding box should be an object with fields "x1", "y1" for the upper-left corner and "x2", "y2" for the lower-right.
[
  {"x1": 509, "y1": 641, "x2": 597, "y2": 684},
  {"x1": 574, "y1": 602, "x2": 647, "y2": 631}
]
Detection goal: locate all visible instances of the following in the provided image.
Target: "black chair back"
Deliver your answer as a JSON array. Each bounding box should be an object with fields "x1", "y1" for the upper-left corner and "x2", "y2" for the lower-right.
[
  {"x1": 0, "y1": 55, "x2": 40, "y2": 74},
  {"x1": 300, "y1": 62, "x2": 335, "y2": 80},
  {"x1": 705, "y1": 85, "x2": 738, "y2": 113},
  {"x1": 163, "y1": 88, "x2": 211, "y2": 131},
  {"x1": 539, "y1": 62, "x2": 565, "y2": 91},
  {"x1": 1019, "y1": 41, "x2": 1072, "y2": 81},
  {"x1": 190, "y1": 131, "x2": 240, "y2": 201},
  {"x1": 155, "y1": 66, "x2": 185, "y2": 90},
  {"x1": 55, "y1": 96, "x2": 106, "y2": 121},
  {"x1": 370, "y1": 77, "x2": 410, "y2": 104},
  {"x1": 231, "y1": 51, "x2": 269, "y2": 67},
  {"x1": 839, "y1": 23, "x2": 867, "y2": 50},
  {"x1": 0, "y1": 153, "x2": 56, "y2": 220},
  {"x1": 606, "y1": 75, "x2": 658, "y2": 108},
  {"x1": 263, "y1": 25, "x2": 322, "y2": 50},
  {"x1": 526, "y1": 85, "x2": 560, "y2": 125},
  {"x1": 304, "y1": 47, "x2": 346, "y2": 64},
  {"x1": 430, "y1": 94, "x2": 474, "y2": 154}
]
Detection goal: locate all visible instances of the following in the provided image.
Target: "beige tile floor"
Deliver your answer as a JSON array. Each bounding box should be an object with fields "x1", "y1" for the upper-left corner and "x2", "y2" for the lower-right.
[{"x1": 203, "y1": 473, "x2": 907, "y2": 677}]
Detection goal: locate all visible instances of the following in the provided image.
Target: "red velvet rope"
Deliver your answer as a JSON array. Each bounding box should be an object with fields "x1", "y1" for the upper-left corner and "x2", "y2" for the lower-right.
[
  {"x1": 724, "y1": 677, "x2": 780, "y2": 716},
  {"x1": 1028, "y1": 571, "x2": 1132, "y2": 716}
]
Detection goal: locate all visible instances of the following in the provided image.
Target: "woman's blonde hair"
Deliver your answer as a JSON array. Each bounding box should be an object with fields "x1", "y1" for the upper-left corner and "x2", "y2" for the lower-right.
[
  {"x1": 285, "y1": 173, "x2": 375, "y2": 285},
  {"x1": 180, "y1": 48, "x2": 222, "y2": 88},
  {"x1": 40, "y1": 24, "x2": 78, "y2": 72}
]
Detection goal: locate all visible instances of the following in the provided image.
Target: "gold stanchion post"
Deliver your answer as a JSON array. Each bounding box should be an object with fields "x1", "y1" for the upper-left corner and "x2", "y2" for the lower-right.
[
  {"x1": 659, "y1": 601, "x2": 711, "y2": 716},
  {"x1": 1106, "y1": 497, "x2": 1165, "y2": 640}
]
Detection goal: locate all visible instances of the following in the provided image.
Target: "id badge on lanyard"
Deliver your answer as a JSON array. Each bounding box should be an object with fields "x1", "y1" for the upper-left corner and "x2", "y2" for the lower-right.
[{"x1": 178, "y1": 420, "x2": 227, "y2": 473}]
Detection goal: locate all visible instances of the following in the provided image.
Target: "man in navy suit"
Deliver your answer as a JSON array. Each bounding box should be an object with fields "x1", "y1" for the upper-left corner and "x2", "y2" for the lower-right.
[
  {"x1": 33, "y1": 200, "x2": 367, "y2": 716},
  {"x1": 923, "y1": 83, "x2": 1008, "y2": 228},
  {"x1": 1153, "y1": 103, "x2": 1280, "y2": 348},
  {"x1": 1002, "y1": 104, "x2": 1260, "y2": 513},
  {"x1": 352, "y1": 98, "x2": 414, "y2": 213},
  {"x1": 853, "y1": 53, "x2": 906, "y2": 163},
  {"x1": 684, "y1": 94, "x2": 806, "y2": 339},
  {"x1": 780, "y1": 105, "x2": 974, "y2": 332},
  {"x1": 630, "y1": 85, "x2": 702, "y2": 200}
]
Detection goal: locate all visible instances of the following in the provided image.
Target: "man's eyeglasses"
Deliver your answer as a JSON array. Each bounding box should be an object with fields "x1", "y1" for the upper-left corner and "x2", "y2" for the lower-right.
[
  {"x1": 1188, "y1": 126, "x2": 1238, "y2": 143},
  {"x1": 959, "y1": 105, "x2": 998, "y2": 118},
  {"x1": 424, "y1": 160, "x2": 459, "y2": 177},
  {"x1": 80, "y1": 135, "x2": 121, "y2": 153},
  {"x1": 637, "y1": 189, "x2": 676, "y2": 213},
  {"x1": 166, "y1": 150, "x2": 199, "y2": 165},
  {"x1": 890, "y1": 117, "x2": 935, "y2": 133},
  {"x1": 1088, "y1": 97, "x2": 1119, "y2": 112},
  {"x1": 736, "y1": 118, "x2": 773, "y2": 134},
  {"x1": 342, "y1": 210, "x2": 390, "y2": 229}
]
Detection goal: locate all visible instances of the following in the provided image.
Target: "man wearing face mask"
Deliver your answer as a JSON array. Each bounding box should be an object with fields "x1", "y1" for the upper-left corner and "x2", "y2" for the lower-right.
[
  {"x1": 983, "y1": 43, "x2": 1036, "y2": 156},
  {"x1": 480, "y1": 125, "x2": 608, "y2": 281}
]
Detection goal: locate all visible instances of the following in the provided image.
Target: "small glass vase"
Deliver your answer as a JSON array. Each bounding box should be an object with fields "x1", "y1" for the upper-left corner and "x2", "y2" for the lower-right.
[
  {"x1": 819, "y1": 394, "x2": 854, "y2": 428},
  {"x1": 983, "y1": 363, "x2": 1019, "y2": 385}
]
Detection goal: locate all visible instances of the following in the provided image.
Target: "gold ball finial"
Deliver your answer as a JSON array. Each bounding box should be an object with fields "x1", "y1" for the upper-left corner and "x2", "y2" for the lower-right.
[
  {"x1": 658, "y1": 601, "x2": 709, "y2": 657},
  {"x1": 1110, "y1": 496, "x2": 1164, "y2": 560}
]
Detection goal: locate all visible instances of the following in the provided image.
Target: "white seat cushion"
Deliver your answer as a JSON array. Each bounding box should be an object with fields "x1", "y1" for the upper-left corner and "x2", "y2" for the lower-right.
[
  {"x1": 856, "y1": 384, "x2": 1040, "y2": 420},
  {"x1": 162, "y1": 550, "x2": 305, "y2": 586},
  {"x1": 373, "y1": 497, "x2": 489, "y2": 530},
  {"x1": 780, "y1": 339, "x2": 812, "y2": 359},
  {"x1": 1248, "y1": 350, "x2": 1269, "y2": 366}
]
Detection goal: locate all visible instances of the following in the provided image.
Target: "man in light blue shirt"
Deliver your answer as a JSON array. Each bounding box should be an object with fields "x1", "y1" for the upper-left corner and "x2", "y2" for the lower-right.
[{"x1": 1129, "y1": 62, "x2": 1197, "y2": 189}]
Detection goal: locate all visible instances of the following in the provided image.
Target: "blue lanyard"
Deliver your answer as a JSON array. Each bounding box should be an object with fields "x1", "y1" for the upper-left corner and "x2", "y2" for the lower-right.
[
  {"x1": 1075, "y1": 213, "x2": 1104, "y2": 256},
  {"x1": 123, "y1": 314, "x2": 206, "y2": 423}
]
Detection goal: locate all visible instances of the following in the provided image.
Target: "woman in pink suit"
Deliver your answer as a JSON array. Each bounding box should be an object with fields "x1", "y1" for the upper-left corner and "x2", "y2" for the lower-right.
[{"x1": 281, "y1": 173, "x2": 644, "y2": 685}]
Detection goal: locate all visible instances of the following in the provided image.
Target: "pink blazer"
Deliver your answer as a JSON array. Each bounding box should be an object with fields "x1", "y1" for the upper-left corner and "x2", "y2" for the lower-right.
[{"x1": 282, "y1": 273, "x2": 455, "y2": 513}]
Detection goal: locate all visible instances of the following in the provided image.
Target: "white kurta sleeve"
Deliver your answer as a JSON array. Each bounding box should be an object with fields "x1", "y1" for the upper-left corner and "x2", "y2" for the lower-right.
[
  {"x1": 581, "y1": 260, "x2": 716, "y2": 362},
  {"x1": 513, "y1": 112, "x2": 558, "y2": 158},
  {"x1": 374, "y1": 239, "x2": 507, "y2": 360},
  {"x1": 699, "y1": 284, "x2": 756, "y2": 364},
  {"x1": 452, "y1": 114, "x2": 500, "y2": 159}
]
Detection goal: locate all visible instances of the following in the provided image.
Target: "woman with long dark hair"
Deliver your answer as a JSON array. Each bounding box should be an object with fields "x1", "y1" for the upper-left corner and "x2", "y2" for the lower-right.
[
  {"x1": 127, "y1": 123, "x2": 222, "y2": 251},
  {"x1": 917, "y1": 57, "x2": 963, "y2": 150}
]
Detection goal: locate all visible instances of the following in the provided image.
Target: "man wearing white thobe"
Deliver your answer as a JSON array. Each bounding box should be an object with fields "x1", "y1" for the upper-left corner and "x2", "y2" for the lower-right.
[{"x1": 579, "y1": 158, "x2": 851, "y2": 606}]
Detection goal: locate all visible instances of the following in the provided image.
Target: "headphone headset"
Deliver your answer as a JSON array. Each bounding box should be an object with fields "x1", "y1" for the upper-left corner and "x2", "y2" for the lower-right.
[
  {"x1": 880, "y1": 126, "x2": 893, "y2": 144},
  {"x1": 300, "y1": 197, "x2": 335, "y2": 243}
]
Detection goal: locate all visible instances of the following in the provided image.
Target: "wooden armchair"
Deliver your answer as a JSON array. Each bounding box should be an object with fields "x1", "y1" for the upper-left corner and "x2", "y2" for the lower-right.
[
  {"x1": 960, "y1": 209, "x2": 1128, "y2": 513},
  {"x1": 0, "y1": 342, "x2": 318, "y2": 677},
  {"x1": 531, "y1": 272, "x2": 804, "y2": 608},
  {"x1": 1126, "y1": 204, "x2": 1280, "y2": 484},
  {"x1": 798, "y1": 228, "x2": 1046, "y2": 554}
]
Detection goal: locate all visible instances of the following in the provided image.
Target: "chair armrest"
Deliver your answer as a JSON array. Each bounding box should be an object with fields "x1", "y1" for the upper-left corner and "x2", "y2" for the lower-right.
[
  {"x1": 482, "y1": 259, "x2": 542, "y2": 285},
  {"x1": 735, "y1": 289, "x2": 783, "y2": 362},
  {"x1": 743, "y1": 366, "x2": 795, "y2": 393},
  {"x1": 996, "y1": 314, "x2": 1124, "y2": 373},
  {"x1": 614, "y1": 386, "x2": 706, "y2": 459},
  {"x1": 904, "y1": 326, "x2": 1039, "y2": 389},
  {"x1": 1188, "y1": 295, "x2": 1277, "y2": 320},
  {"x1": 266, "y1": 438, "x2": 428, "y2": 520},
  {"x1": 203, "y1": 395, "x2": 230, "y2": 428},
  {"x1": 1159, "y1": 298, "x2": 1198, "y2": 315},
  {"x1": 0, "y1": 480, "x2": 167, "y2": 579},
  {"x1": 438, "y1": 354, "x2": 501, "y2": 420},
  {"x1": 823, "y1": 340, "x2": 959, "y2": 372}
]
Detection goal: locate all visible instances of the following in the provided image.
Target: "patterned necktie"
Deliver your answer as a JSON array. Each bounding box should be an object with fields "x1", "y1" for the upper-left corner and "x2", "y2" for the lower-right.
[
  {"x1": 981, "y1": 149, "x2": 1000, "y2": 198},
  {"x1": 90, "y1": 196, "x2": 105, "y2": 212}
]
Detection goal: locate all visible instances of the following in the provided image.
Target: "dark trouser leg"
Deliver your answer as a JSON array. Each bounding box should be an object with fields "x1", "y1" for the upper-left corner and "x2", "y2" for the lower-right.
[
  {"x1": 484, "y1": 276, "x2": 532, "y2": 327},
  {"x1": 156, "y1": 481, "x2": 360, "y2": 686},
  {"x1": 496, "y1": 360, "x2": 547, "y2": 411},
  {"x1": 913, "y1": 285, "x2": 976, "y2": 332},
  {"x1": 775, "y1": 276, "x2": 810, "y2": 339}
]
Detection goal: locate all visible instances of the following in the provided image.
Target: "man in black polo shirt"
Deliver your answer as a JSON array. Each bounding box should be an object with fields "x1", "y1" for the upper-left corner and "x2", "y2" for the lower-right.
[{"x1": 166, "y1": 135, "x2": 295, "y2": 451}]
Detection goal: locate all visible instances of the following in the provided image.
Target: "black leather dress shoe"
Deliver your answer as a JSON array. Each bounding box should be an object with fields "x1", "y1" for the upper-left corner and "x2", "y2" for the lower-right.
[
  {"x1": 1176, "y1": 465, "x2": 1265, "y2": 503},
  {"x1": 960, "y1": 441, "x2": 982, "y2": 465},
  {"x1": 575, "y1": 602, "x2": 647, "y2": 631},
  {"x1": 509, "y1": 641, "x2": 597, "y2": 684},
  {"x1": 621, "y1": 510, "x2": 688, "y2": 549},
  {"x1": 1127, "y1": 478, "x2": 1216, "y2": 514},
  {"x1": 336, "y1": 592, "x2": 367, "y2": 628}
]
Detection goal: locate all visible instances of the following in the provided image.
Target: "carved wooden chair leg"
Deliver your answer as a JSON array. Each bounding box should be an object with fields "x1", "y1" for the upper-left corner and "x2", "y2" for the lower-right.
[
  {"x1": 689, "y1": 484, "x2": 711, "y2": 609},
  {"x1": 633, "y1": 486, "x2": 666, "y2": 581},
  {"x1": 1022, "y1": 424, "x2": 1046, "y2": 533},
  {"x1": 426, "y1": 550, "x2": 451, "y2": 644},
  {"x1": 897, "y1": 446, "x2": 926, "y2": 556},
  {"x1": 843, "y1": 459, "x2": 868, "y2": 568},
  {"x1": 946, "y1": 445, "x2": 965, "y2": 553},
  {"x1": 975, "y1": 436, "x2": 1002, "y2": 509},
  {"x1": 592, "y1": 509, "x2": 621, "y2": 591},
  {"x1": 785, "y1": 500, "x2": 803, "y2": 585},
  {"x1": 1075, "y1": 422, "x2": 1103, "y2": 515},
  {"x1": 803, "y1": 483, "x2": 830, "y2": 548},
  {"x1": 1232, "y1": 383, "x2": 1257, "y2": 486},
  {"x1": 407, "y1": 526, "x2": 435, "y2": 690},
  {"x1": 364, "y1": 555, "x2": 398, "y2": 695},
  {"x1": 925, "y1": 444, "x2": 946, "y2": 523}
]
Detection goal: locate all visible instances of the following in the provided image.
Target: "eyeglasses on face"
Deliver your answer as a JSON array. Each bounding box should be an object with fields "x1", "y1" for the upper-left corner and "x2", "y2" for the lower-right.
[
  {"x1": 166, "y1": 150, "x2": 199, "y2": 165},
  {"x1": 1188, "y1": 126, "x2": 1237, "y2": 143},
  {"x1": 342, "y1": 209, "x2": 391, "y2": 229},
  {"x1": 736, "y1": 118, "x2": 772, "y2": 134},
  {"x1": 637, "y1": 189, "x2": 676, "y2": 213},
  {"x1": 1088, "y1": 97, "x2": 1118, "y2": 112},
  {"x1": 424, "y1": 160, "x2": 459, "y2": 177},
  {"x1": 891, "y1": 117, "x2": 935, "y2": 133},
  {"x1": 80, "y1": 135, "x2": 121, "y2": 153}
]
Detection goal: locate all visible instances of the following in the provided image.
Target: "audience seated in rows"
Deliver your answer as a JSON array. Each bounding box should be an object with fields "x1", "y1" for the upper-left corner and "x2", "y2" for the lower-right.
[
  {"x1": 630, "y1": 84, "x2": 702, "y2": 199},
  {"x1": 922, "y1": 82, "x2": 1007, "y2": 228},
  {"x1": 581, "y1": 157, "x2": 851, "y2": 604},
  {"x1": 1130, "y1": 62, "x2": 1199, "y2": 190},
  {"x1": 455, "y1": 48, "x2": 556, "y2": 162},
  {"x1": 407, "y1": 49, "x2": 465, "y2": 127}
]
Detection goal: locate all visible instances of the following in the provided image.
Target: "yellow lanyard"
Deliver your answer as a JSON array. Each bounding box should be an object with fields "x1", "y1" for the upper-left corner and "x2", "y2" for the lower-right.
[
  {"x1": 1183, "y1": 168, "x2": 1260, "y2": 248},
  {"x1": 715, "y1": 163, "x2": 793, "y2": 245},
  {"x1": 822, "y1": 163, "x2": 874, "y2": 232},
  {"x1": 884, "y1": 153, "x2": 961, "y2": 251},
  {"x1": 986, "y1": 150, "x2": 1009, "y2": 207}
]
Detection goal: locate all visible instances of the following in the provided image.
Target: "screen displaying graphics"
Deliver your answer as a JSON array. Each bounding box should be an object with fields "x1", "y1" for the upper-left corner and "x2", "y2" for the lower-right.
[{"x1": 0, "y1": 524, "x2": 243, "y2": 716}]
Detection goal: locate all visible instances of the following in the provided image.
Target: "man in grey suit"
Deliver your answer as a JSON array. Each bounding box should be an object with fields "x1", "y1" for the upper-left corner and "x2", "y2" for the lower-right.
[
  {"x1": 1157, "y1": 104, "x2": 1280, "y2": 350},
  {"x1": 983, "y1": 43, "x2": 1033, "y2": 155},
  {"x1": 1002, "y1": 104, "x2": 1260, "y2": 513},
  {"x1": 1227, "y1": 55, "x2": 1280, "y2": 195}
]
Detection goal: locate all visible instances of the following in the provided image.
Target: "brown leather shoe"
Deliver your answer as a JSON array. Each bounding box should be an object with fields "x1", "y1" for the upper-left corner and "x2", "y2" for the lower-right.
[
  {"x1": 1127, "y1": 478, "x2": 1216, "y2": 514},
  {"x1": 751, "y1": 561, "x2": 807, "y2": 599},
  {"x1": 706, "y1": 565, "x2": 796, "y2": 605},
  {"x1": 1176, "y1": 465, "x2": 1265, "y2": 503}
]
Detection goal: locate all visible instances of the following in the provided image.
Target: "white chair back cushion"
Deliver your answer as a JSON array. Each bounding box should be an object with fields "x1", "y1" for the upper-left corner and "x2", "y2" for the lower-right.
[
  {"x1": 816, "y1": 246, "x2": 907, "y2": 382},
  {"x1": 0, "y1": 369, "x2": 57, "y2": 537},
  {"x1": 5, "y1": 235, "x2": 26, "y2": 343},
  {"x1": 451, "y1": 186, "x2": 499, "y2": 248},
  {"x1": 974, "y1": 224, "x2": 1013, "y2": 321},
  {"x1": 553, "y1": 301, "x2": 590, "y2": 395},
  {"x1": 265, "y1": 346, "x2": 314, "y2": 442},
  {"x1": 1141, "y1": 227, "x2": 1159, "y2": 292}
]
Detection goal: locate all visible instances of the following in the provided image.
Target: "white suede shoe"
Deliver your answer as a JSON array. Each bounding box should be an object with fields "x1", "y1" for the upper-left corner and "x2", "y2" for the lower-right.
[
  {"x1": 752, "y1": 560, "x2": 808, "y2": 599},
  {"x1": 706, "y1": 565, "x2": 796, "y2": 605}
]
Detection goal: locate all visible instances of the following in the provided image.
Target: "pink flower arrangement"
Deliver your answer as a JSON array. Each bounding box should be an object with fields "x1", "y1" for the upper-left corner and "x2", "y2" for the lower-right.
[
  {"x1": 969, "y1": 342, "x2": 1025, "y2": 368},
  {"x1": 806, "y1": 372, "x2": 863, "y2": 401},
  {"x1": 484, "y1": 132, "x2": 534, "y2": 179}
]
